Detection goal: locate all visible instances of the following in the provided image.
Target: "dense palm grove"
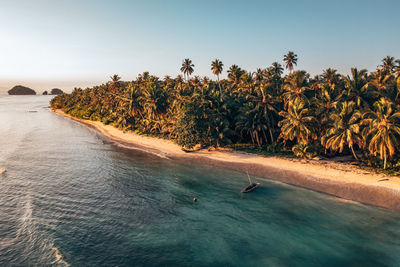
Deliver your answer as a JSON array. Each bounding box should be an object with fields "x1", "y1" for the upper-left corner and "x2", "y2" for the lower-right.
[{"x1": 51, "y1": 53, "x2": 400, "y2": 171}]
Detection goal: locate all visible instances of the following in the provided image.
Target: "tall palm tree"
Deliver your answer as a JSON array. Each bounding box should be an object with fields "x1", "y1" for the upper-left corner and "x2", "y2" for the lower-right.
[
  {"x1": 180, "y1": 58, "x2": 194, "y2": 82},
  {"x1": 321, "y1": 101, "x2": 362, "y2": 159},
  {"x1": 211, "y1": 59, "x2": 224, "y2": 96},
  {"x1": 362, "y1": 98, "x2": 400, "y2": 169},
  {"x1": 278, "y1": 98, "x2": 316, "y2": 145},
  {"x1": 265, "y1": 62, "x2": 284, "y2": 96},
  {"x1": 283, "y1": 51, "x2": 298, "y2": 73}
]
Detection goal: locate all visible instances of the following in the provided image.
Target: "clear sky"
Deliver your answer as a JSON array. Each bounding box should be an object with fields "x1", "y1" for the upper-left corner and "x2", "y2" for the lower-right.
[{"x1": 0, "y1": 0, "x2": 399, "y2": 93}]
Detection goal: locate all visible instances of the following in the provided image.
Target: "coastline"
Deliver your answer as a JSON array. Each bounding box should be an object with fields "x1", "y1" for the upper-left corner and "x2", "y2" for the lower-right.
[{"x1": 53, "y1": 109, "x2": 400, "y2": 211}]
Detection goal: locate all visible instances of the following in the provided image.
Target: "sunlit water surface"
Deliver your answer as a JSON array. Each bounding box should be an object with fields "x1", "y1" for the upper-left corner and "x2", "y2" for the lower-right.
[{"x1": 0, "y1": 95, "x2": 400, "y2": 266}]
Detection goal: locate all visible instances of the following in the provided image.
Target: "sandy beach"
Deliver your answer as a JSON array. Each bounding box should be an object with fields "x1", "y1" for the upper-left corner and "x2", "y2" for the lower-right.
[{"x1": 54, "y1": 109, "x2": 400, "y2": 211}]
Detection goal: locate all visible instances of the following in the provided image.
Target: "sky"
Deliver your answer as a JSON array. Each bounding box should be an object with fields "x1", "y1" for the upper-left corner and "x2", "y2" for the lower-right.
[{"x1": 0, "y1": 0, "x2": 399, "y2": 93}]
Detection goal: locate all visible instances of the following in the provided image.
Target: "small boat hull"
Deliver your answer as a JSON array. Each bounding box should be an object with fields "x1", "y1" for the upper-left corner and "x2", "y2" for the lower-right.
[{"x1": 241, "y1": 182, "x2": 260, "y2": 193}]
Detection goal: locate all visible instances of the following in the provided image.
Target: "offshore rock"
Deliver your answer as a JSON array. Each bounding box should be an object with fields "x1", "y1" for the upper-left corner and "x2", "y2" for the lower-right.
[{"x1": 8, "y1": 85, "x2": 36, "y2": 95}]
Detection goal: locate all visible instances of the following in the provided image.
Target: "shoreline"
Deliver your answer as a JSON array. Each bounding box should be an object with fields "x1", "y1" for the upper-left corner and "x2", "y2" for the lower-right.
[{"x1": 53, "y1": 109, "x2": 400, "y2": 211}]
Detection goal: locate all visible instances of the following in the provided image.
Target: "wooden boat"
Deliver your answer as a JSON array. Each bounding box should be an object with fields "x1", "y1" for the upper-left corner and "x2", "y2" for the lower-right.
[
  {"x1": 241, "y1": 182, "x2": 260, "y2": 193},
  {"x1": 240, "y1": 171, "x2": 260, "y2": 193}
]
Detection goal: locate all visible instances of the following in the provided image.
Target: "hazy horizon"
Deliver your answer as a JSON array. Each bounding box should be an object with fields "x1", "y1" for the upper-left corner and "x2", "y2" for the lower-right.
[{"x1": 1, "y1": 0, "x2": 399, "y2": 93}]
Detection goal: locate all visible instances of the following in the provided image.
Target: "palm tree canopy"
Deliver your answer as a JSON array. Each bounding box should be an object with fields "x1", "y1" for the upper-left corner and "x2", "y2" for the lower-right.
[
  {"x1": 282, "y1": 70, "x2": 310, "y2": 106},
  {"x1": 321, "y1": 101, "x2": 362, "y2": 159},
  {"x1": 278, "y1": 98, "x2": 316, "y2": 144},
  {"x1": 271, "y1": 62, "x2": 284, "y2": 77},
  {"x1": 362, "y1": 98, "x2": 400, "y2": 168},
  {"x1": 110, "y1": 74, "x2": 121, "y2": 82},
  {"x1": 211, "y1": 59, "x2": 224, "y2": 76},
  {"x1": 180, "y1": 58, "x2": 195, "y2": 79},
  {"x1": 380, "y1": 56, "x2": 396, "y2": 73},
  {"x1": 283, "y1": 51, "x2": 298, "y2": 73},
  {"x1": 321, "y1": 68, "x2": 341, "y2": 88}
]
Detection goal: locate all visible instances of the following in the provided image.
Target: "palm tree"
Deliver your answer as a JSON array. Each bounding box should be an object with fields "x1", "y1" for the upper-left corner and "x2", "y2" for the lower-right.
[
  {"x1": 366, "y1": 69, "x2": 395, "y2": 99},
  {"x1": 163, "y1": 75, "x2": 172, "y2": 85},
  {"x1": 211, "y1": 59, "x2": 224, "y2": 96},
  {"x1": 253, "y1": 68, "x2": 264, "y2": 83},
  {"x1": 271, "y1": 62, "x2": 284, "y2": 78},
  {"x1": 312, "y1": 82, "x2": 343, "y2": 136},
  {"x1": 283, "y1": 51, "x2": 298, "y2": 73},
  {"x1": 362, "y1": 98, "x2": 400, "y2": 169},
  {"x1": 109, "y1": 74, "x2": 121, "y2": 88},
  {"x1": 345, "y1": 68, "x2": 368, "y2": 107},
  {"x1": 380, "y1": 56, "x2": 396, "y2": 74},
  {"x1": 282, "y1": 70, "x2": 310, "y2": 107},
  {"x1": 227, "y1": 65, "x2": 244, "y2": 87},
  {"x1": 321, "y1": 68, "x2": 341, "y2": 89},
  {"x1": 321, "y1": 101, "x2": 362, "y2": 159},
  {"x1": 395, "y1": 59, "x2": 400, "y2": 77},
  {"x1": 139, "y1": 82, "x2": 169, "y2": 125},
  {"x1": 265, "y1": 62, "x2": 284, "y2": 96},
  {"x1": 180, "y1": 58, "x2": 194, "y2": 82},
  {"x1": 278, "y1": 98, "x2": 316, "y2": 145}
]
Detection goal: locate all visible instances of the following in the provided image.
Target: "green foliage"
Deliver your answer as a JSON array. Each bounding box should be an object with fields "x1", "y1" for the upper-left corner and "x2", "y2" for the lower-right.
[
  {"x1": 174, "y1": 102, "x2": 206, "y2": 149},
  {"x1": 49, "y1": 55, "x2": 400, "y2": 172}
]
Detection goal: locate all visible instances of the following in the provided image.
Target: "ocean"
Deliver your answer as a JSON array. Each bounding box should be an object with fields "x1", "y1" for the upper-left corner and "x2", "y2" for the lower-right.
[{"x1": 0, "y1": 95, "x2": 399, "y2": 266}]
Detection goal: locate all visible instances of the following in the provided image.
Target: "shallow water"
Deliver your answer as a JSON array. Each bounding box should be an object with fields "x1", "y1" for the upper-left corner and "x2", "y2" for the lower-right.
[{"x1": 0, "y1": 95, "x2": 400, "y2": 266}]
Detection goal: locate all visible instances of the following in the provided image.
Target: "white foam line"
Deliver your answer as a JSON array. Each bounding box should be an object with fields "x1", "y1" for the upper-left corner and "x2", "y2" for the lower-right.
[{"x1": 52, "y1": 247, "x2": 69, "y2": 266}]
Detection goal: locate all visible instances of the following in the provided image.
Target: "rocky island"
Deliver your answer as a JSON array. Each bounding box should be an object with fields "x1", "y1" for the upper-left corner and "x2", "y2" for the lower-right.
[
  {"x1": 8, "y1": 85, "x2": 36, "y2": 95},
  {"x1": 50, "y1": 88, "x2": 64, "y2": 95}
]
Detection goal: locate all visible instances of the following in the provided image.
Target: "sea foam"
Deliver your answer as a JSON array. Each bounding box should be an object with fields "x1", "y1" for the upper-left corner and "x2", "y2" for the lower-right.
[{"x1": 52, "y1": 247, "x2": 69, "y2": 266}]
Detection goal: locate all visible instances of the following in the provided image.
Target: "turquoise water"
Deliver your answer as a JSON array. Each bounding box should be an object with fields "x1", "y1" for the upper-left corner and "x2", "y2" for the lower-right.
[{"x1": 1, "y1": 96, "x2": 400, "y2": 266}]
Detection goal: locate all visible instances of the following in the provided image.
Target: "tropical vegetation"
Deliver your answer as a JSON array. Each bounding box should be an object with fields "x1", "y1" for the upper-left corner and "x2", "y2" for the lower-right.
[{"x1": 50, "y1": 53, "x2": 400, "y2": 171}]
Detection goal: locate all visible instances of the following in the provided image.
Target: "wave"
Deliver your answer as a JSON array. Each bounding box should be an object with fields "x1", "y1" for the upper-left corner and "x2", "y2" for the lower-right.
[{"x1": 17, "y1": 196, "x2": 70, "y2": 266}]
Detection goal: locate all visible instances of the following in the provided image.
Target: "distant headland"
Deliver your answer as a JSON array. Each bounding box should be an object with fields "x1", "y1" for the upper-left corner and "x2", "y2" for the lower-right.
[{"x1": 8, "y1": 85, "x2": 36, "y2": 95}]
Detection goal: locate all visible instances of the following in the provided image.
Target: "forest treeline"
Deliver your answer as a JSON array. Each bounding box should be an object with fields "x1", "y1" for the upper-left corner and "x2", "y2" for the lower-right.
[{"x1": 51, "y1": 53, "x2": 400, "y2": 171}]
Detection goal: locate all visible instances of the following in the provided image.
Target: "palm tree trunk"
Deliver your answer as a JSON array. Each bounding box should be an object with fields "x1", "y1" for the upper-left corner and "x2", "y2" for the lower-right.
[
  {"x1": 262, "y1": 128, "x2": 268, "y2": 145},
  {"x1": 350, "y1": 145, "x2": 358, "y2": 160},
  {"x1": 255, "y1": 131, "x2": 261, "y2": 147},
  {"x1": 384, "y1": 150, "x2": 387, "y2": 169},
  {"x1": 250, "y1": 132, "x2": 255, "y2": 145},
  {"x1": 269, "y1": 128, "x2": 274, "y2": 143}
]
